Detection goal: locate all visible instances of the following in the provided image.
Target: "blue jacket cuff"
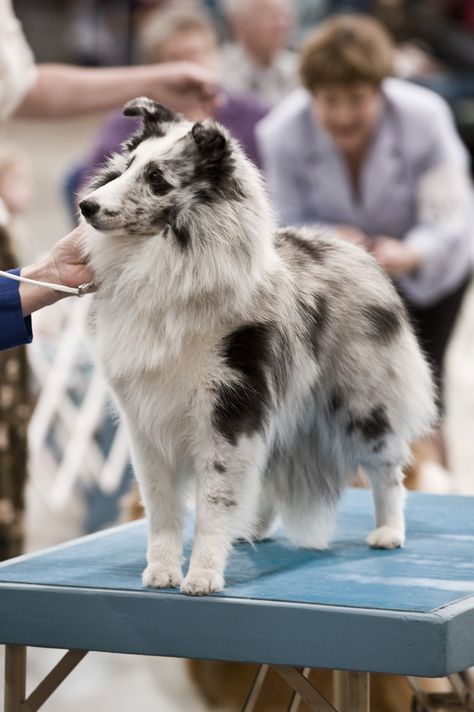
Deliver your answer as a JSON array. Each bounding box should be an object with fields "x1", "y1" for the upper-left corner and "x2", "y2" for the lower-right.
[{"x1": 0, "y1": 268, "x2": 33, "y2": 351}]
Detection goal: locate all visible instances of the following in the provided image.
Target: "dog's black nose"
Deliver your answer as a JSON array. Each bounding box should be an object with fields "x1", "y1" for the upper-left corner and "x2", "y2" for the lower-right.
[{"x1": 79, "y1": 199, "x2": 100, "y2": 219}]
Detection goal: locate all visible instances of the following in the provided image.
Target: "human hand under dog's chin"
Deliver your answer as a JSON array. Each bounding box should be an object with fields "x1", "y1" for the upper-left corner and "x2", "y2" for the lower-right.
[
  {"x1": 45, "y1": 226, "x2": 94, "y2": 293},
  {"x1": 20, "y1": 226, "x2": 95, "y2": 315}
]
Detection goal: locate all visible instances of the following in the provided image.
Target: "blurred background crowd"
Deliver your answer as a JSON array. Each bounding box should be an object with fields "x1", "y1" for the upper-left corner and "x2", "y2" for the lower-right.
[{"x1": 1, "y1": 1, "x2": 474, "y2": 710}]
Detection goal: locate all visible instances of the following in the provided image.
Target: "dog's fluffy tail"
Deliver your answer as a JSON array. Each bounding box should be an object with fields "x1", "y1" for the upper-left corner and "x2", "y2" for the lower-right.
[{"x1": 280, "y1": 496, "x2": 339, "y2": 549}]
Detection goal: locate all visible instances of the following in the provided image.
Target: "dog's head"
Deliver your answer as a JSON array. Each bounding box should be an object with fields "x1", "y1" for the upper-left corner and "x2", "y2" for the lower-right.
[
  {"x1": 80, "y1": 97, "x2": 274, "y2": 304},
  {"x1": 80, "y1": 98, "x2": 262, "y2": 235}
]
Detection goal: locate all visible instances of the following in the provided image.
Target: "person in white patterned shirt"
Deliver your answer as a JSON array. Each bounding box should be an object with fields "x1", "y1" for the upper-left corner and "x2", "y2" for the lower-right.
[{"x1": 219, "y1": 0, "x2": 298, "y2": 106}]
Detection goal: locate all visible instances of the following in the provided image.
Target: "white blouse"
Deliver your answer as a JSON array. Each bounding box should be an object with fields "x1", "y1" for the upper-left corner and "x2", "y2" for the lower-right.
[
  {"x1": 0, "y1": 0, "x2": 37, "y2": 122},
  {"x1": 257, "y1": 79, "x2": 474, "y2": 307}
]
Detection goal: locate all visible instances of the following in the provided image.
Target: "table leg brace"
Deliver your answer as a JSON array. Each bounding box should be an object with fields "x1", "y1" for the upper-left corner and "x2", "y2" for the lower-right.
[
  {"x1": 4, "y1": 646, "x2": 87, "y2": 712},
  {"x1": 274, "y1": 666, "x2": 338, "y2": 712}
]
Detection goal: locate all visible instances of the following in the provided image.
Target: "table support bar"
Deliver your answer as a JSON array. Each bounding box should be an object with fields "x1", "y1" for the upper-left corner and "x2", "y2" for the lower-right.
[
  {"x1": 274, "y1": 665, "x2": 338, "y2": 712},
  {"x1": 287, "y1": 667, "x2": 311, "y2": 712},
  {"x1": 241, "y1": 664, "x2": 269, "y2": 712},
  {"x1": 4, "y1": 646, "x2": 87, "y2": 712}
]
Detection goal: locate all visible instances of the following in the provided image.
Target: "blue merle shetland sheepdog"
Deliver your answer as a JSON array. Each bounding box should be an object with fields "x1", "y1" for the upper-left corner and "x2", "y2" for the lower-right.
[{"x1": 80, "y1": 98, "x2": 436, "y2": 595}]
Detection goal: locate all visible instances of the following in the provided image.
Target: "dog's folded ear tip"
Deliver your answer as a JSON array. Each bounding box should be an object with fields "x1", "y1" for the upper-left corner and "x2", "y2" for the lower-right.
[
  {"x1": 123, "y1": 98, "x2": 177, "y2": 124},
  {"x1": 123, "y1": 97, "x2": 151, "y2": 117},
  {"x1": 191, "y1": 121, "x2": 227, "y2": 150},
  {"x1": 191, "y1": 121, "x2": 203, "y2": 138}
]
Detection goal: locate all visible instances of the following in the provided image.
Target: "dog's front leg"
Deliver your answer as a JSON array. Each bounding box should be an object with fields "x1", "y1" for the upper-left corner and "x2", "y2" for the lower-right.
[
  {"x1": 140, "y1": 463, "x2": 185, "y2": 589},
  {"x1": 126, "y1": 425, "x2": 185, "y2": 588},
  {"x1": 181, "y1": 437, "x2": 266, "y2": 595}
]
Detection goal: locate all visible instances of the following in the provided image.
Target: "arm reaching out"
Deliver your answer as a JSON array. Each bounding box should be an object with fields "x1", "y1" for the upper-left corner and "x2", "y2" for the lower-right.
[{"x1": 17, "y1": 62, "x2": 218, "y2": 120}]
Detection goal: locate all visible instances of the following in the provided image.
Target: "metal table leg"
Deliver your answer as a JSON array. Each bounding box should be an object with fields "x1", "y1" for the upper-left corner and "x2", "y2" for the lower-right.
[
  {"x1": 334, "y1": 671, "x2": 370, "y2": 712},
  {"x1": 4, "y1": 645, "x2": 26, "y2": 712}
]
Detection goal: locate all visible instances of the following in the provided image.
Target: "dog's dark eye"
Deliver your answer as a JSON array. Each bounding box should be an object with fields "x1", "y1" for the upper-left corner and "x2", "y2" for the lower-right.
[{"x1": 147, "y1": 169, "x2": 172, "y2": 195}]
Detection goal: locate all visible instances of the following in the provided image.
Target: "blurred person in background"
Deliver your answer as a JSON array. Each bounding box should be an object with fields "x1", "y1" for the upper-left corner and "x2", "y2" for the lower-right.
[
  {"x1": 0, "y1": 145, "x2": 33, "y2": 232},
  {"x1": 296, "y1": 0, "x2": 375, "y2": 38},
  {"x1": 373, "y1": 0, "x2": 474, "y2": 160},
  {"x1": 0, "y1": 0, "x2": 216, "y2": 123},
  {"x1": 257, "y1": 14, "x2": 473, "y2": 482},
  {"x1": 374, "y1": 0, "x2": 474, "y2": 86},
  {"x1": 67, "y1": 6, "x2": 269, "y2": 206},
  {"x1": 219, "y1": 0, "x2": 298, "y2": 106},
  {"x1": 0, "y1": 144, "x2": 34, "y2": 263}
]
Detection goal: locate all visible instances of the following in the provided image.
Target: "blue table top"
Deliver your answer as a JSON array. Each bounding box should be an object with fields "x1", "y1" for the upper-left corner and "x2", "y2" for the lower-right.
[
  {"x1": 0, "y1": 489, "x2": 473, "y2": 676},
  {"x1": 1, "y1": 489, "x2": 473, "y2": 612}
]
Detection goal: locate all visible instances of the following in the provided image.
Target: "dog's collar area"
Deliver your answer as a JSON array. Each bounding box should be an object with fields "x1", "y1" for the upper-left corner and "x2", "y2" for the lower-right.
[{"x1": 0, "y1": 270, "x2": 95, "y2": 297}]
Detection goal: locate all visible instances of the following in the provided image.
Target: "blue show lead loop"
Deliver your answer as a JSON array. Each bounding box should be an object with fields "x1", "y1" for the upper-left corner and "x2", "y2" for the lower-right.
[{"x1": 0, "y1": 269, "x2": 95, "y2": 297}]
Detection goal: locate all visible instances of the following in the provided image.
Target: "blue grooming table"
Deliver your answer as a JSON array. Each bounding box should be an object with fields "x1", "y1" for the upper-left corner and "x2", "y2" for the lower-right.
[{"x1": 1, "y1": 490, "x2": 474, "y2": 711}]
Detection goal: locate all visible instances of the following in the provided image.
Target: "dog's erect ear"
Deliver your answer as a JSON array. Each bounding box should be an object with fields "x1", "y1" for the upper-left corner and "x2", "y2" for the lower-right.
[
  {"x1": 123, "y1": 97, "x2": 177, "y2": 125},
  {"x1": 191, "y1": 121, "x2": 228, "y2": 160}
]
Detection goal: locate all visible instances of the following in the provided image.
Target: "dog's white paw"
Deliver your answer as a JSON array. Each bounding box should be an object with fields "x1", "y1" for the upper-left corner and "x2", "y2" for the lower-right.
[
  {"x1": 180, "y1": 568, "x2": 224, "y2": 596},
  {"x1": 142, "y1": 563, "x2": 182, "y2": 588},
  {"x1": 367, "y1": 526, "x2": 404, "y2": 549}
]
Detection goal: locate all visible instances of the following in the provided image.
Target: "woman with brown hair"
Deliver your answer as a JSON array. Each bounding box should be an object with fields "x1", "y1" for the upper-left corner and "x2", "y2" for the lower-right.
[{"x1": 257, "y1": 14, "x2": 473, "y2": 474}]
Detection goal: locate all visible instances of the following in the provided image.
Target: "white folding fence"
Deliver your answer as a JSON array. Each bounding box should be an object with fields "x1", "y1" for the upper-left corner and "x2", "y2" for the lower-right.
[{"x1": 27, "y1": 296, "x2": 130, "y2": 512}]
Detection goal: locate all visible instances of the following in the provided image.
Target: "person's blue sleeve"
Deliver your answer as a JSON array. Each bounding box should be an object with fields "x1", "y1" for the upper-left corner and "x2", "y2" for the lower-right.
[{"x1": 0, "y1": 269, "x2": 32, "y2": 351}]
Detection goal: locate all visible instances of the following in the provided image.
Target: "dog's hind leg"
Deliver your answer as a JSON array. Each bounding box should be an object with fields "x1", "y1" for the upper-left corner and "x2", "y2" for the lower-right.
[
  {"x1": 181, "y1": 434, "x2": 268, "y2": 595},
  {"x1": 364, "y1": 461, "x2": 406, "y2": 549},
  {"x1": 251, "y1": 483, "x2": 276, "y2": 541}
]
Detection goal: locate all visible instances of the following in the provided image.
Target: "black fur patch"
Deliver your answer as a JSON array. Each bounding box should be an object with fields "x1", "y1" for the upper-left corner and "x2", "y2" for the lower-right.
[
  {"x1": 171, "y1": 223, "x2": 191, "y2": 250},
  {"x1": 191, "y1": 122, "x2": 246, "y2": 202},
  {"x1": 193, "y1": 187, "x2": 218, "y2": 205},
  {"x1": 299, "y1": 294, "x2": 329, "y2": 359},
  {"x1": 214, "y1": 461, "x2": 227, "y2": 473},
  {"x1": 372, "y1": 439, "x2": 386, "y2": 453},
  {"x1": 328, "y1": 389, "x2": 344, "y2": 413},
  {"x1": 364, "y1": 304, "x2": 402, "y2": 344},
  {"x1": 348, "y1": 405, "x2": 391, "y2": 441},
  {"x1": 207, "y1": 494, "x2": 237, "y2": 508},
  {"x1": 278, "y1": 230, "x2": 332, "y2": 263},
  {"x1": 88, "y1": 167, "x2": 122, "y2": 191},
  {"x1": 213, "y1": 323, "x2": 274, "y2": 445},
  {"x1": 192, "y1": 122, "x2": 226, "y2": 154},
  {"x1": 159, "y1": 204, "x2": 191, "y2": 250},
  {"x1": 272, "y1": 329, "x2": 292, "y2": 399}
]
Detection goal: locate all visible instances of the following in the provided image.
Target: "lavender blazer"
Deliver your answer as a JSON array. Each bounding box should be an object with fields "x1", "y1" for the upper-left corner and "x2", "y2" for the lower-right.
[{"x1": 256, "y1": 78, "x2": 473, "y2": 307}]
